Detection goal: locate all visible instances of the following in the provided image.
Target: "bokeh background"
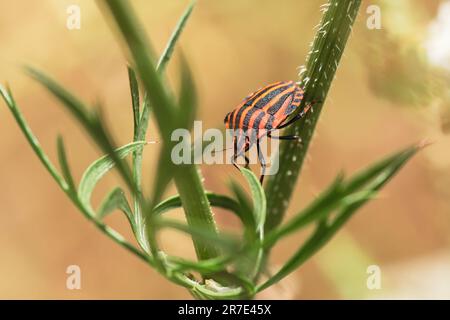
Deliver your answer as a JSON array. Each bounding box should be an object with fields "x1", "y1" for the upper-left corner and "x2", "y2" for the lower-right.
[{"x1": 1, "y1": 0, "x2": 450, "y2": 299}]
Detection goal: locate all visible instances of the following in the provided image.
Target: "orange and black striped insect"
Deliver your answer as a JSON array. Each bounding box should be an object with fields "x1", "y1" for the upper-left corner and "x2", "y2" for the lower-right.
[{"x1": 224, "y1": 80, "x2": 316, "y2": 184}]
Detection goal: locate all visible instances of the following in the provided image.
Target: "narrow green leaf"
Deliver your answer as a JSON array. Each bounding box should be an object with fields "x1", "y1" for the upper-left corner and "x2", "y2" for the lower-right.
[
  {"x1": 25, "y1": 66, "x2": 91, "y2": 126},
  {"x1": 97, "y1": 187, "x2": 132, "y2": 218},
  {"x1": 56, "y1": 135, "x2": 76, "y2": 191},
  {"x1": 137, "y1": 97, "x2": 151, "y2": 138},
  {"x1": 25, "y1": 66, "x2": 136, "y2": 192},
  {"x1": 258, "y1": 144, "x2": 419, "y2": 292},
  {"x1": 127, "y1": 66, "x2": 140, "y2": 139},
  {"x1": 97, "y1": 187, "x2": 134, "y2": 225},
  {"x1": 155, "y1": 218, "x2": 239, "y2": 253},
  {"x1": 153, "y1": 192, "x2": 242, "y2": 219},
  {"x1": 240, "y1": 168, "x2": 266, "y2": 234},
  {"x1": 258, "y1": 221, "x2": 329, "y2": 292},
  {"x1": 131, "y1": 87, "x2": 151, "y2": 253},
  {"x1": 228, "y1": 178, "x2": 261, "y2": 280},
  {"x1": 259, "y1": 190, "x2": 376, "y2": 292},
  {"x1": 0, "y1": 85, "x2": 68, "y2": 191},
  {"x1": 156, "y1": 0, "x2": 196, "y2": 73},
  {"x1": 345, "y1": 146, "x2": 419, "y2": 194},
  {"x1": 228, "y1": 180, "x2": 253, "y2": 221},
  {"x1": 239, "y1": 168, "x2": 266, "y2": 280},
  {"x1": 149, "y1": 143, "x2": 175, "y2": 207},
  {"x1": 78, "y1": 141, "x2": 146, "y2": 211},
  {"x1": 265, "y1": 146, "x2": 421, "y2": 248},
  {"x1": 177, "y1": 54, "x2": 197, "y2": 131},
  {"x1": 264, "y1": 173, "x2": 345, "y2": 247},
  {"x1": 1, "y1": 85, "x2": 154, "y2": 269},
  {"x1": 167, "y1": 255, "x2": 232, "y2": 274}
]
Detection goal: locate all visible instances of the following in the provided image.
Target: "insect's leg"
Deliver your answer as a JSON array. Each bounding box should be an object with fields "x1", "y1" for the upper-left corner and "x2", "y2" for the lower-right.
[
  {"x1": 267, "y1": 131, "x2": 301, "y2": 141},
  {"x1": 276, "y1": 100, "x2": 322, "y2": 129},
  {"x1": 244, "y1": 135, "x2": 252, "y2": 168},
  {"x1": 276, "y1": 111, "x2": 305, "y2": 129},
  {"x1": 257, "y1": 138, "x2": 266, "y2": 184},
  {"x1": 231, "y1": 136, "x2": 239, "y2": 170},
  {"x1": 243, "y1": 154, "x2": 250, "y2": 168}
]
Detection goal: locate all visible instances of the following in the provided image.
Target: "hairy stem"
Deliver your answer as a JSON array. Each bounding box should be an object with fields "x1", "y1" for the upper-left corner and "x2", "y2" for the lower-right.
[{"x1": 264, "y1": 0, "x2": 362, "y2": 231}]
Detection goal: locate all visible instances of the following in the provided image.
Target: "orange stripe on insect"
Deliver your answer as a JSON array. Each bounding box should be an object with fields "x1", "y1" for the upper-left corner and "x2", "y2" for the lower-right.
[
  {"x1": 223, "y1": 80, "x2": 318, "y2": 184},
  {"x1": 240, "y1": 82, "x2": 295, "y2": 129},
  {"x1": 230, "y1": 82, "x2": 281, "y2": 129},
  {"x1": 234, "y1": 82, "x2": 288, "y2": 129}
]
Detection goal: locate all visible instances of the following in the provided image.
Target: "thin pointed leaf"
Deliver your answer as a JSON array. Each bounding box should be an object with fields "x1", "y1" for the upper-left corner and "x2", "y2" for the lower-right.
[
  {"x1": 156, "y1": 0, "x2": 196, "y2": 73},
  {"x1": 240, "y1": 168, "x2": 266, "y2": 234},
  {"x1": 239, "y1": 168, "x2": 266, "y2": 280},
  {"x1": 127, "y1": 66, "x2": 140, "y2": 139},
  {"x1": 97, "y1": 187, "x2": 134, "y2": 225},
  {"x1": 0, "y1": 85, "x2": 68, "y2": 190},
  {"x1": 265, "y1": 145, "x2": 422, "y2": 247},
  {"x1": 259, "y1": 190, "x2": 376, "y2": 292},
  {"x1": 135, "y1": 97, "x2": 151, "y2": 143},
  {"x1": 25, "y1": 66, "x2": 91, "y2": 125},
  {"x1": 167, "y1": 255, "x2": 233, "y2": 274},
  {"x1": 155, "y1": 218, "x2": 239, "y2": 252},
  {"x1": 153, "y1": 192, "x2": 241, "y2": 219},
  {"x1": 177, "y1": 54, "x2": 197, "y2": 131},
  {"x1": 258, "y1": 145, "x2": 419, "y2": 292},
  {"x1": 57, "y1": 135, "x2": 76, "y2": 191},
  {"x1": 25, "y1": 67, "x2": 136, "y2": 192},
  {"x1": 228, "y1": 179, "x2": 255, "y2": 241},
  {"x1": 149, "y1": 143, "x2": 174, "y2": 207},
  {"x1": 130, "y1": 71, "x2": 149, "y2": 247},
  {"x1": 264, "y1": 173, "x2": 345, "y2": 247},
  {"x1": 78, "y1": 141, "x2": 146, "y2": 211},
  {"x1": 1, "y1": 85, "x2": 154, "y2": 268},
  {"x1": 258, "y1": 220, "x2": 329, "y2": 292},
  {"x1": 345, "y1": 146, "x2": 419, "y2": 193}
]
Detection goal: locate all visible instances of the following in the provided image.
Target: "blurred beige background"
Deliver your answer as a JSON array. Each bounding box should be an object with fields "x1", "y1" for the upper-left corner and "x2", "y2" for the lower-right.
[{"x1": 1, "y1": 0, "x2": 450, "y2": 299}]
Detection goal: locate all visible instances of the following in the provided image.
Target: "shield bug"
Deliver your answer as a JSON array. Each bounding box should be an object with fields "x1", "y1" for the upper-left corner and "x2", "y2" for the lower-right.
[{"x1": 224, "y1": 80, "x2": 316, "y2": 184}]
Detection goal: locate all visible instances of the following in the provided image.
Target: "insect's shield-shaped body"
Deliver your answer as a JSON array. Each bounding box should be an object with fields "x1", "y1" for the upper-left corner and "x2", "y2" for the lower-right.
[
  {"x1": 224, "y1": 81, "x2": 307, "y2": 183},
  {"x1": 224, "y1": 81, "x2": 304, "y2": 131}
]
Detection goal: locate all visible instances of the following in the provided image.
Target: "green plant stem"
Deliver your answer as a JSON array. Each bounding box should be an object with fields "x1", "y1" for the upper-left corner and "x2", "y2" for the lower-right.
[
  {"x1": 264, "y1": 0, "x2": 362, "y2": 231},
  {"x1": 131, "y1": 2, "x2": 195, "y2": 253},
  {"x1": 99, "y1": 0, "x2": 220, "y2": 260}
]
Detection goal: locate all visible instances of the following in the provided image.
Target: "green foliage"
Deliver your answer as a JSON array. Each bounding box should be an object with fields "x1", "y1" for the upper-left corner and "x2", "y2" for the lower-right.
[{"x1": 1, "y1": 0, "x2": 420, "y2": 299}]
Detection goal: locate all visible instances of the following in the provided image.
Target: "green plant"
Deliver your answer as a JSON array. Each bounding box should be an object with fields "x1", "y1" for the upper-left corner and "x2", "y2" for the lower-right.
[{"x1": 0, "y1": 0, "x2": 421, "y2": 299}]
